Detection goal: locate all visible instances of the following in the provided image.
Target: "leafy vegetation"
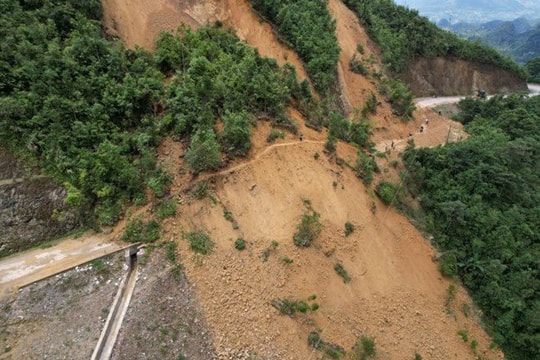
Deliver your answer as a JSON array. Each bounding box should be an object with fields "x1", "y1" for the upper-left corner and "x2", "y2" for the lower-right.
[
  {"x1": 351, "y1": 335, "x2": 376, "y2": 360},
  {"x1": 186, "y1": 231, "x2": 214, "y2": 255},
  {"x1": 525, "y1": 57, "x2": 540, "y2": 83},
  {"x1": 155, "y1": 198, "x2": 177, "y2": 220},
  {"x1": 344, "y1": 222, "x2": 355, "y2": 236},
  {"x1": 249, "y1": 0, "x2": 340, "y2": 92},
  {"x1": 403, "y1": 95, "x2": 540, "y2": 360},
  {"x1": 123, "y1": 218, "x2": 160, "y2": 243},
  {"x1": 0, "y1": 1, "x2": 305, "y2": 228},
  {"x1": 342, "y1": 0, "x2": 525, "y2": 77},
  {"x1": 307, "y1": 331, "x2": 346, "y2": 359},
  {"x1": 271, "y1": 296, "x2": 318, "y2": 316},
  {"x1": 334, "y1": 263, "x2": 352, "y2": 283},
  {"x1": 293, "y1": 211, "x2": 322, "y2": 247},
  {"x1": 234, "y1": 237, "x2": 246, "y2": 250},
  {"x1": 375, "y1": 181, "x2": 400, "y2": 205}
]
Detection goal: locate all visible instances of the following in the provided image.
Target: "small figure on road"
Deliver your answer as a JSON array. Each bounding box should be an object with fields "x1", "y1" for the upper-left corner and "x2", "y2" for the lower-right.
[
  {"x1": 420, "y1": 126, "x2": 424, "y2": 133},
  {"x1": 299, "y1": 134, "x2": 303, "y2": 141},
  {"x1": 391, "y1": 140, "x2": 395, "y2": 149}
]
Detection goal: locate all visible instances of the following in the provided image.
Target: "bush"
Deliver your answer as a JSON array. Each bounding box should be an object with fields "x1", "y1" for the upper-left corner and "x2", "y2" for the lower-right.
[
  {"x1": 351, "y1": 335, "x2": 376, "y2": 359},
  {"x1": 356, "y1": 151, "x2": 379, "y2": 185},
  {"x1": 267, "y1": 129, "x2": 285, "y2": 143},
  {"x1": 439, "y1": 252, "x2": 458, "y2": 277},
  {"x1": 155, "y1": 198, "x2": 177, "y2": 220},
  {"x1": 234, "y1": 237, "x2": 246, "y2": 250},
  {"x1": 349, "y1": 55, "x2": 369, "y2": 76},
  {"x1": 362, "y1": 91, "x2": 378, "y2": 116},
  {"x1": 293, "y1": 211, "x2": 322, "y2": 247},
  {"x1": 123, "y1": 218, "x2": 160, "y2": 243},
  {"x1": 220, "y1": 111, "x2": 253, "y2": 157},
  {"x1": 375, "y1": 181, "x2": 399, "y2": 205},
  {"x1": 457, "y1": 329, "x2": 469, "y2": 343},
  {"x1": 186, "y1": 127, "x2": 221, "y2": 173},
  {"x1": 334, "y1": 263, "x2": 352, "y2": 283},
  {"x1": 186, "y1": 231, "x2": 214, "y2": 255},
  {"x1": 344, "y1": 221, "x2": 355, "y2": 236},
  {"x1": 271, "y1": 298, "x2": 317, "y2": 316},
  {"x1": 165, "y1": 241, "x2": 178, "y2": 262}
]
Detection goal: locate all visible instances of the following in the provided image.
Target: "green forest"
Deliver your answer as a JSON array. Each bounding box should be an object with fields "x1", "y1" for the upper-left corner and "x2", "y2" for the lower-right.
[
  {"x1": 249, "y1": 0, "x2": 340, "y2": 93},
  {"x1": 342, "y1": 0, "x2": 526, "y2": 77},
  {"x1": 0, "y1": 0, "x2": 302, "y2": 226},
  {"x1": 403, "y1": 95, "x2": 540, "y2": 360}
]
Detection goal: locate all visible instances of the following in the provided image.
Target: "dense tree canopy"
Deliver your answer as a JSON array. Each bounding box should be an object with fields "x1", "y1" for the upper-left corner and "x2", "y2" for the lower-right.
[
  {"x1": 342, "y1": 0, "x2": 525, "y2": 77},
  {"x1": 0, "y1": 0, "x2": 300, "y2": 226},
  {"x1": 249, "y1": 0, "x2": 340, "y2": 93},
  {"x1": 403, "y1": 95, "x2": 540, "y2": 360}
]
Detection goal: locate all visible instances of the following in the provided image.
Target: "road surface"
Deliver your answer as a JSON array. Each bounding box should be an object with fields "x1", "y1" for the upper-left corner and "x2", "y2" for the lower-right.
[
  {"x1": 415, "y1": 83, "x2": 540, "y2": 108},
  {"x1": 0, "y1": 233, "x2": 122, "y2": 297}
]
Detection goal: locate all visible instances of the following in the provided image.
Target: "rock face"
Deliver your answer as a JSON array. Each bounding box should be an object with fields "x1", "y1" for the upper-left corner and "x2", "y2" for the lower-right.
[
  {"x1": 0, "y1": 149, "x2": 80, "y2": 257},
  {"x1": 402, "y1": 56, "x2": 528, "y2": 96}
]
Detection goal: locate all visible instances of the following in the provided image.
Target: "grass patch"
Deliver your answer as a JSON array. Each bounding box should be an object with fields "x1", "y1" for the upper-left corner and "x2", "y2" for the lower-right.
[
  {"x1": 186, "y1": 231, "x2": 214, "y2": 255},
  {"x1": 155, "y1": 198, "x2": 177, "y2": 220},
  {"x1": 191, "y1": 181, "x2": 209, "y2": 199},
  {"x1": 308, "y1": 331, "x2": 345, "y2": 358},
  {"x1": 165, "y1": 241, "x2": 178, "y2": 262}
]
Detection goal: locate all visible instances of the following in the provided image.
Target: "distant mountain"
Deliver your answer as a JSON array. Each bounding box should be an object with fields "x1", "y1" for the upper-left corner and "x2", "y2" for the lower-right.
[
  {"x1": 439, "y1": 17, "x2": 540, "y2": 63},
  {"x1": 394, "y1": 0, "x2": 540, "y2": 23}
]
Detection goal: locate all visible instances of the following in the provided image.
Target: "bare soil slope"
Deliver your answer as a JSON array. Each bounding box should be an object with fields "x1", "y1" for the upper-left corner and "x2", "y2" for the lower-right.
[
  {"x1": 101, "y1": 0, "x2": 498, "y2": 359},
  {"x1": 102, "y1": 0, "x2": 308, "y2": 80},
  {"x1": 162, "y1": 122, "x2": 499, "y2": 360}
]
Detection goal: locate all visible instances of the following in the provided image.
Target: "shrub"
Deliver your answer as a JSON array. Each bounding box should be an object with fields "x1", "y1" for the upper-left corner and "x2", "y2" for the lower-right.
[
  {"x1": 155, "y1": 198, "x2": 177, "y2": 220},
  {"x1": 334, "y1": 263, "x2": 352, "y2": 283},
  {"x1": 308, "y1": 331, "x2": 323, "y2": 350},
  {"x1": 191, "y1": 181, "x2": 209, "y2": 199},
  {"x1": 186, "y1": 127, "x2": 221, "y2": 173},
  {"x1": 351, "y1": 335, "x2": 376, "y2": 359},
  {"x1": 147, "y1": 168, "x2": 172, "y2": 198},
  {"x1": 325, "y1": 134, "x2": 337, "y2": 154},
  {"x1": 458, "y1": 329, "x2": 469, "y2": 343},
  {"x1": 234, "y1": 237, "x2": 246, "y2": 250},
  {"x1": 293, "y1": 212, "x2": 322, "y2": 247},
  {"x1": 223, "y1": 207, "x2": 234, "y2": 222},
  {"x1": 165, "y1": 241, "x2": 178, "y2": 262},
  {"x1": 186, "y1": 231, "x2": 214, "y2": 255},
  {"x1": 375, "y1": 181, "x2": 399, "y2": 205},
  {"x1": 344, "y1": 221, "x2": 355, "y2": 236},
  {"x1": 267, "y1": 129, "x2": 285, "y2": 143},
  {"x1": 439, "y1": 252, "x2": 458, "y2": 277},
  {"x1": 221, "y1": 111, "x2": 253, "y2": 157},
  {"x1": 350, "y1": 55, "x2": 369, "y2": 76},
  {"x1": 123, "y1": 218, "x2": 160, "y2": 243},
  {"x1": 445, "y1": 283, "x2": 457, "y2": 307},
  {"x1": 356, "y1": 151, "x2": 378, "y2": 185},
  {"x1": 362, "y1": 91, "x2": 378, "y2": 116}
]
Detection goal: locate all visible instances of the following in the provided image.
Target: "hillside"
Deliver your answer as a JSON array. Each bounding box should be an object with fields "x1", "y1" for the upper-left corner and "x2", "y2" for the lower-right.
[{"x1": 0, "y1": 0, "x2": 535, "y2": 359}]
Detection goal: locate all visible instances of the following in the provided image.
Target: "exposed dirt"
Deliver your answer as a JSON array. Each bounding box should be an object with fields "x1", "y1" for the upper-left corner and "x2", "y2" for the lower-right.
[
  {"x1": 0, "y1": 1, "x2": 505, "y2": 359},
  {"x1": 101, "y1": 0, "x2": 308, "y2": 81}
]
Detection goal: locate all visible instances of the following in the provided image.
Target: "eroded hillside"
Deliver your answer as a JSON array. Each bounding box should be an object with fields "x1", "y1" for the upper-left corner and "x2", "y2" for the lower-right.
[{"x1": 98, "y1": 0, "x2": 505, "y2": 359}]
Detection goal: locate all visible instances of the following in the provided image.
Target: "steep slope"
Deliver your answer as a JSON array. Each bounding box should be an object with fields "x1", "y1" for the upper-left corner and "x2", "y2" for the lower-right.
[
  {"x1": 160, "y1": 123, "x2": 501, "y2": 360},
  {"x1": 101, "y1": 0, "x2": 502, "y2": 358},
  {"x1": 101, "y1": 0, "x2": 308, "y2": 80}
]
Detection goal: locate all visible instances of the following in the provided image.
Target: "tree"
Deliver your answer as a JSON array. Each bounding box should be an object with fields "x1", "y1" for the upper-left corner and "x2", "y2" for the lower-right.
[{"x1": 186, "y1": 127, "x2": 221, "y2": 172}]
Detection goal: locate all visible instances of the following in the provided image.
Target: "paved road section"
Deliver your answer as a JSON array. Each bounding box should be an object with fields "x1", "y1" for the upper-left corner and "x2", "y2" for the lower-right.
[
  {"x1": 0, "y1": 234, "x2": 122, "y2": 297},
  {"x1": 415, "y1": 83, "x2": 540, "y2": 108}
]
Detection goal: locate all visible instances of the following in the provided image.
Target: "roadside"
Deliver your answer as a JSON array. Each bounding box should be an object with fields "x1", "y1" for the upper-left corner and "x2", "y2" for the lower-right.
[{"x1": 0, "y1": 232, "x2": 122, "y2": 298}]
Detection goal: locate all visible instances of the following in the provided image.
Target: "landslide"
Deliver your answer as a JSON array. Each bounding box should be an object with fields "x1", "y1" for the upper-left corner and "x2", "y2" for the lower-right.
[
  {"x1": 102, "y1": 0, "x2": 501, "y2": 358},
  {"x1": 402, "y1": 56, "x2": 529, "y2": 97}
]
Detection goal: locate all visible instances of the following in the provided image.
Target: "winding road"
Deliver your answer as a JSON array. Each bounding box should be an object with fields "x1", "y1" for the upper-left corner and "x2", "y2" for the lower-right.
[{"x1": 415, "y1": 83, "x2": 540, "y2": 108}]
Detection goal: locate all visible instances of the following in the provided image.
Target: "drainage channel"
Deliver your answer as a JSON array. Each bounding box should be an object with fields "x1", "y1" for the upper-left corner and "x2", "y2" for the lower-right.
[{"x1": 91, "y1": 245, "x2": 140, "y2": 360}]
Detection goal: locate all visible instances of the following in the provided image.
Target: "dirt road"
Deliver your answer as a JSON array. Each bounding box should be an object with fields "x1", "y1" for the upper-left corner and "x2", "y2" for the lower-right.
[{"x1": 0, "y1": 232, "x2": 122, "y2": 297}]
